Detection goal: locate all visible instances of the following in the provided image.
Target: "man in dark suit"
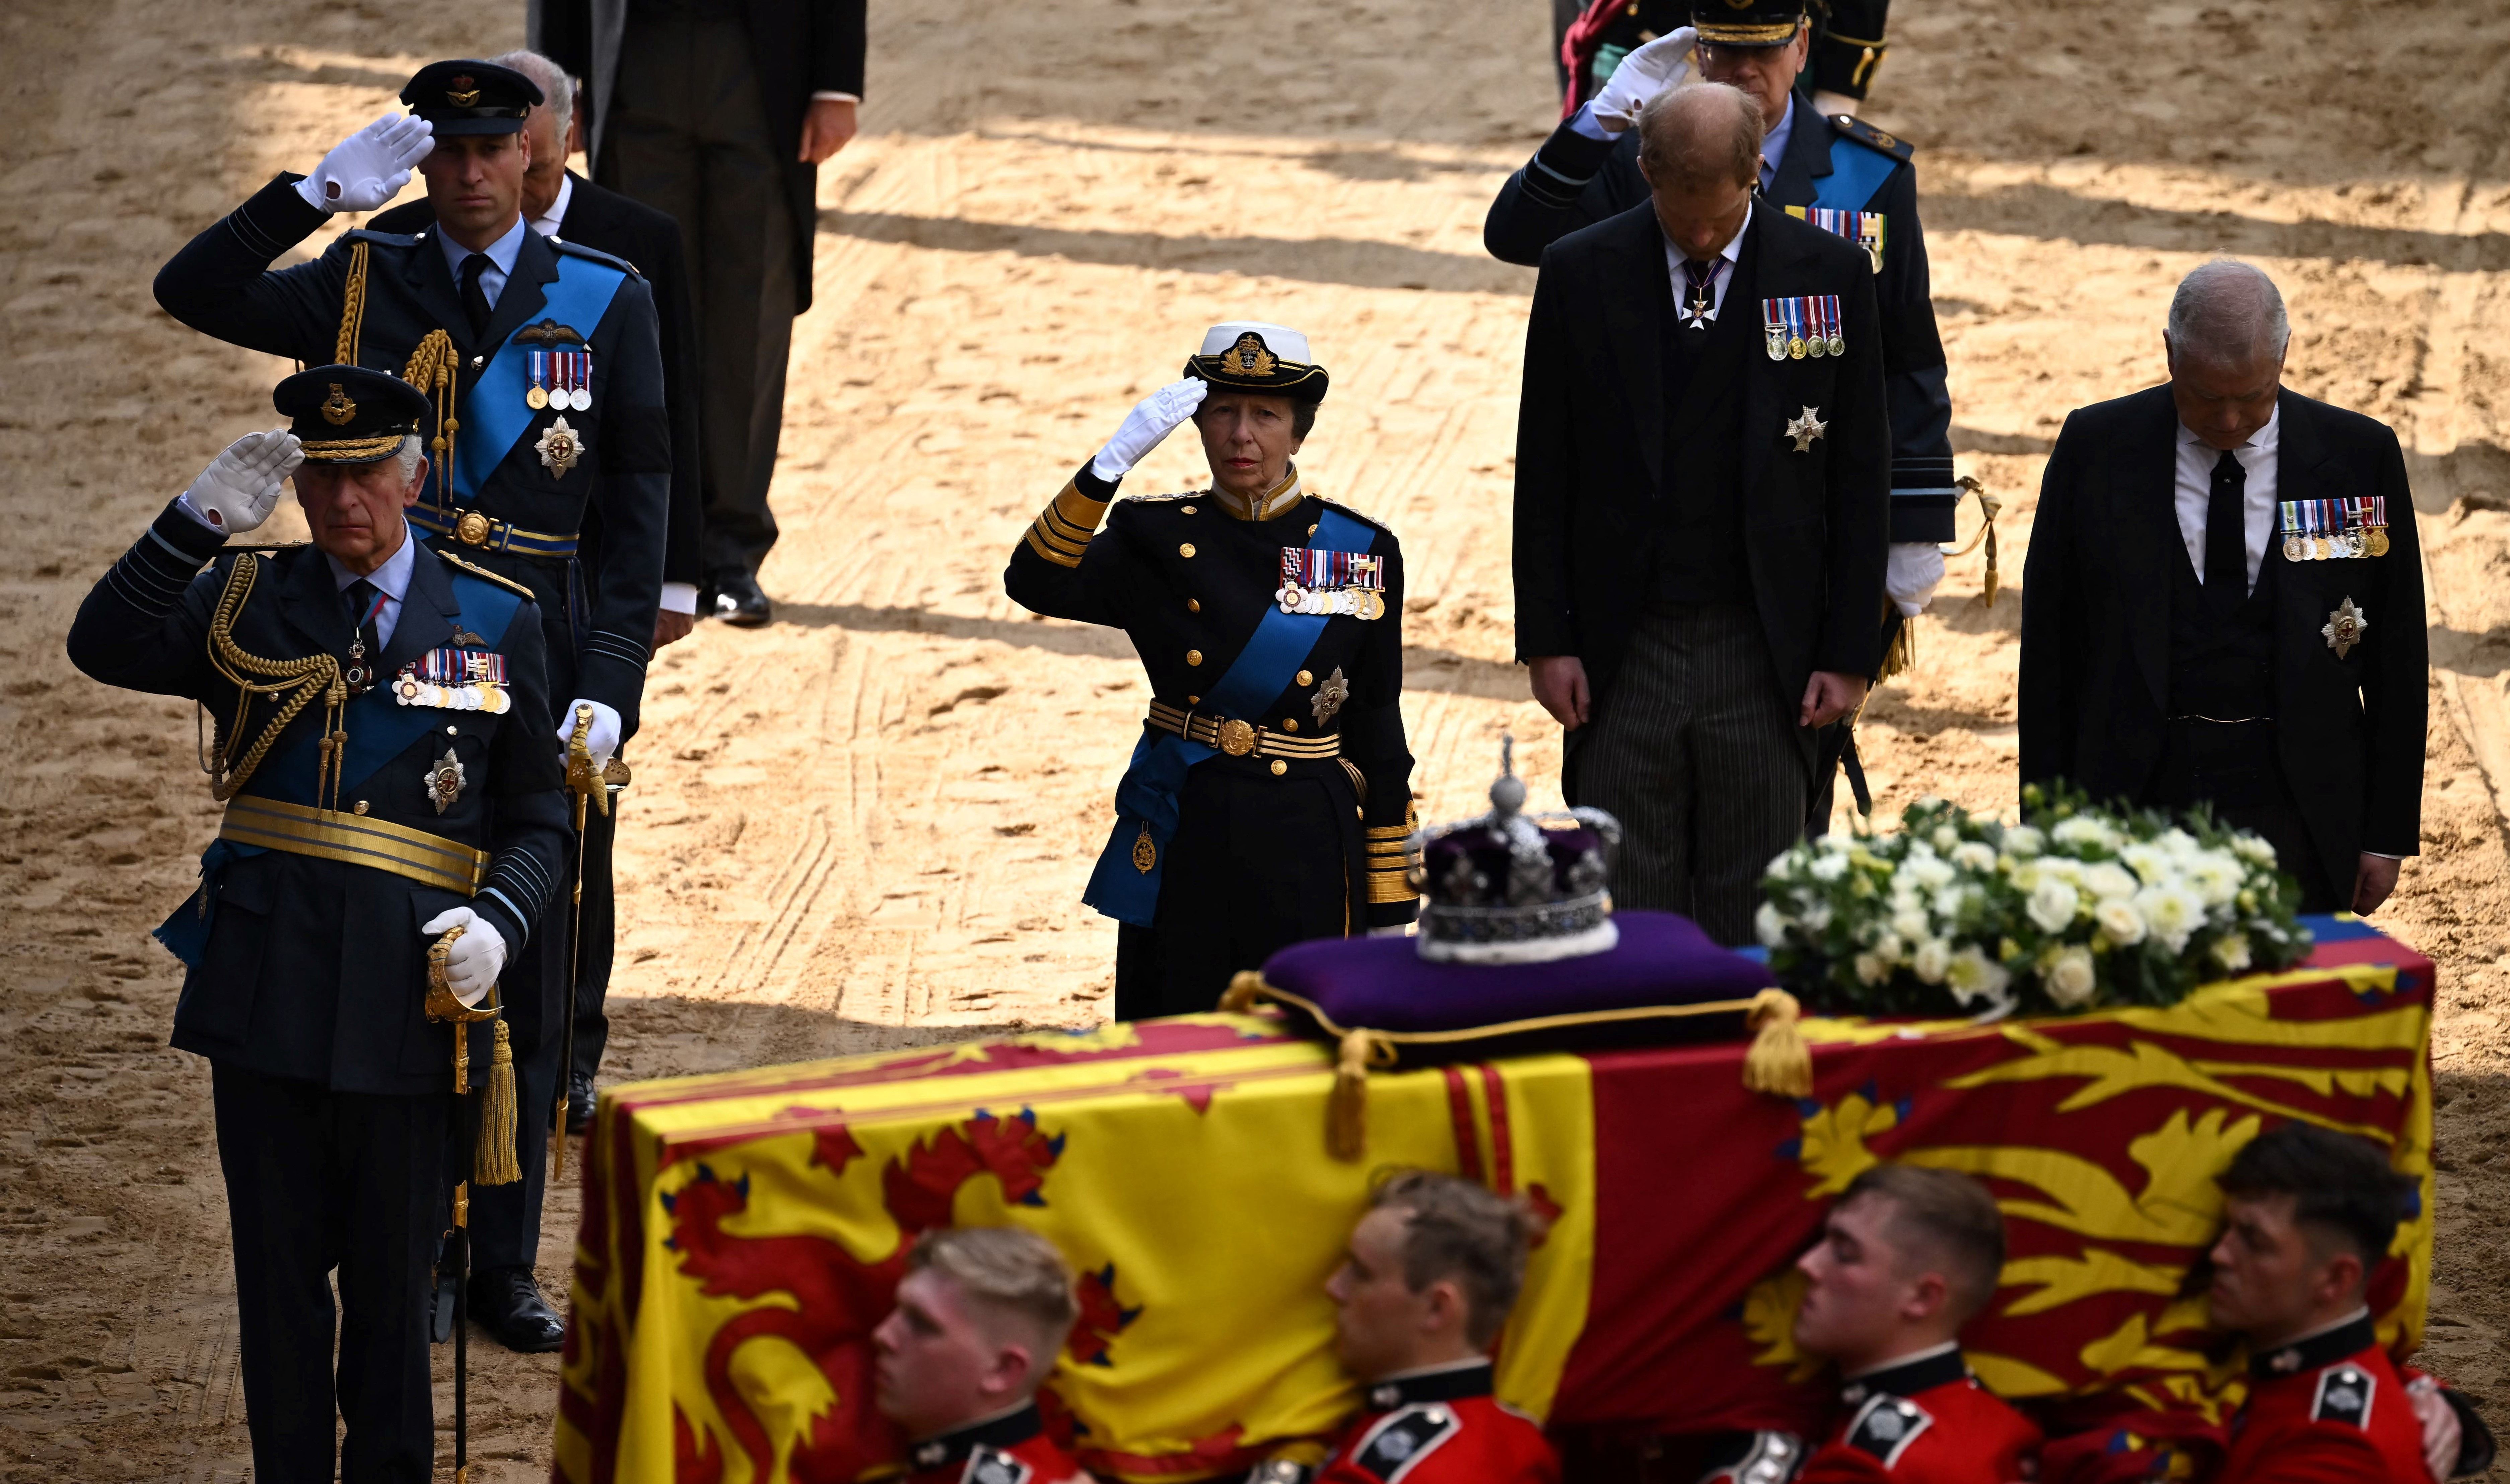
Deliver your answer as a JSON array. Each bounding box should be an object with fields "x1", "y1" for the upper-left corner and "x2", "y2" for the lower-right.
[
  {"x1": 371, "y1": 44, "x2": 691, "y2": 1123},
  {"x1": 153, "y1": 58, "x2": 672, "y2": 1353},
  {"x1": 2020, "y1": 262, "x2": 2425, "y2": 914},
  {"x1": 66, "y1": 367, "x2": 569, "y2": 1482},
  {"x1": 1515, "y1": 82, "x2": 1889, "y2": 946},
  {"x1": 533, "y1": 0, "x2": 869, "y2": 626}
]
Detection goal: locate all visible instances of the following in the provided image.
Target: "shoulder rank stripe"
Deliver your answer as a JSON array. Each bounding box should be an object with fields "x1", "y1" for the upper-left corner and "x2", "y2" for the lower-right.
[{"x1": 1784, "y1": 204, "x2": 1886, "y2": 273}]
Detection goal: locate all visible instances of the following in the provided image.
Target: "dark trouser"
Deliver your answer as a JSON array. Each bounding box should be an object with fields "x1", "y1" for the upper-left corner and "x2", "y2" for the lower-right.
[
  {"x1": 1569, "y1": 603, "x2": 1808, "y2": 947},
  {"x1": 570, "y1": 790, "x2": 620, "y2": 1090},
  {"x1": 459, "y1": 811, "x2": 578, "y2": 1273},
  {"x1": 210, "y1": 1063, "x2": 444, "y2": 1484},
  {"x1": 601, "y1": 6, "x2": 798, "y2": 582},
  {"x1": 1113, "y1": 764, "x2": 1355, "y2": 1021},
  {"x1": 2150, "y1": 718, "x2": 2344, "y2": 913}
]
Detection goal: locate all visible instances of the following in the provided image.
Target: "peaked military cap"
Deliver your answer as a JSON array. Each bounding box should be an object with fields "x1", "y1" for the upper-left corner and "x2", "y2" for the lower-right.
[
  {"x1": 1183, "y1": 321, "x2": 1329, "y2": 405},
  {"x1": 275, "y1": 365, "x2": 431, "y2": 464},
  {"x1": 1691, "y1": 0, "x2": 1806, "y2": 47},
  {"x1": 400, "y1": 60, "x2": 542, "y2": 136}
]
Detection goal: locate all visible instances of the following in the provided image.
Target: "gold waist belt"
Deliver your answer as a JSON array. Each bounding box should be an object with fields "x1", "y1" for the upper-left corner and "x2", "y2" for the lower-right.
[
  {"x1": 1146, "y1": 701, "x2": 1341, "y2": 760},
  {"x1": 219, "y1": 795, "x2": 489, "y2": 895}
]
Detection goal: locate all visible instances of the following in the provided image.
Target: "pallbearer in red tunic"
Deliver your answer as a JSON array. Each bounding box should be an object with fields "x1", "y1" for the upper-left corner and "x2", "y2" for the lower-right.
[
  {"x1": 873, "y1": 1228, "x2": 1095, "y2": 1484},
  {"x1": 1788, "y1": 1165, "x2": 2041, "y2": 1484}
]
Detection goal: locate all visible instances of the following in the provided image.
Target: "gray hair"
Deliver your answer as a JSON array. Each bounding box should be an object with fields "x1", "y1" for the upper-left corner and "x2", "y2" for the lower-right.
[
  {"x1": 491, "y1": 49, "x2": 574, "y2": 147},
  {"x1": 1636, "y1": 82, "x2": 1766, "y2": 188},
  {"x1": 2166, "y1": 259, "x2": 2290, "y2": 366},
  {"x1": 394, "y1": 434, "x2": 426, "y2": 485}
]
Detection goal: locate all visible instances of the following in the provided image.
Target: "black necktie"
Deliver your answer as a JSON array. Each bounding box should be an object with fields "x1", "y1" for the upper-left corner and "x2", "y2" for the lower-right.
[
  {"x1": 344, "y1": 579, "x2": 383, "y2": 693},
  {"x1": 459, "y1": 253, "x2": 493, "y2": 340},
  {"x1": 2204, "y1": 447, "x2": 2248, "y2": 608}
]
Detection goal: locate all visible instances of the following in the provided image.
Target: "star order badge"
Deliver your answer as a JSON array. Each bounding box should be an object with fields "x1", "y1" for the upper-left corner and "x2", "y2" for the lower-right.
[
  {"x1": 535, "y1": 415, "x2": 584, "y2": 476},
  {"x1": 1784, "y1": 405, "x2": 1828, "y2": 453},
  {"x1": 2323, "y1": 596, "x2": 2368, "y2": 658},
  {"x1": 1312, "y1": 665, "x2": 1350, "y2": 726},
  {"x1": 426, "y1": 747, "x2": 466, "y2": 814}
]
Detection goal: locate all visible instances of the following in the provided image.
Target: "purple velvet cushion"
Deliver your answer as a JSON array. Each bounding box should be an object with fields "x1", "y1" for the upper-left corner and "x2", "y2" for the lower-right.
[{"x1": 1259, "y1": 910, "x2": 1778, "y2": 1034}]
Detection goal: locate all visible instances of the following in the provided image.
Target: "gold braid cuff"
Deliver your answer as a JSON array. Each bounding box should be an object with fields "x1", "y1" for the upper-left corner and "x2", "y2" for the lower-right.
[{"x1": 1023, "y1": 478, "x2": 1108, "y2": 568}]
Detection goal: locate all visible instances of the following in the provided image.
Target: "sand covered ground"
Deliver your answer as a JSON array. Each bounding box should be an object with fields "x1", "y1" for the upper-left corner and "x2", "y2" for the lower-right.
[{"x1": 1, "y1": 0, "x2": 2506, "y2": 1476}]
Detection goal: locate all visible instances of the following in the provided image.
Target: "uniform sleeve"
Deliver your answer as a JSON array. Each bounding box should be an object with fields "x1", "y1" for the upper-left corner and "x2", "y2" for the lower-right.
[
  {"x1": 2017, "y1": 411, "x2": 2089, "y2": 791},
  {"x1": 1811, "y1": 0, "x2": 1891, "y2": 101},
  {"x1": 1484, "y1": 125, "x2": 1643, "y2": 268},
  {"x1": 1868, "y1": 160, "x2": 1958, "y2": 544},
  {"x1": 2234, "y1": 1425, "x2": 2401, "y2": 1484},
  {"x1": 1797, "y1": 1443, "x2": 1896, "y2": 1484},
  {"x1": 1512, "y1": 251, "x2": 1583, "y2": 660},
  {"x1": 580, "y1": 274, "x2": 671, "y2": 735},
  {"x1": 65, "y1": 500, "x2": 232, "y2": 699},
  {"x1": 1345, "y1": 536, "x2": 1417, "y2": 928},
  {"x1": 152, "y1": 174, "x2": 346, "y2": 362},
  {"x1": 1814, "y1": 253, "x2": 1891, "y2": 679},
  {"x1": 811, "y1": 0, "x2": 869, "y2": 97},
  {"x1": 473, "y1": 599, "x2": 571, "y2": 952},
  {"x1": 2358, "y1": 426, "x2": 2426, "y2": 857},
  {"x1": 1004, "y1": 461, "x2": 1132, "y2": 628},
  {"x1": 649, "y1": 220, "x2": 708, "y2": 588}
]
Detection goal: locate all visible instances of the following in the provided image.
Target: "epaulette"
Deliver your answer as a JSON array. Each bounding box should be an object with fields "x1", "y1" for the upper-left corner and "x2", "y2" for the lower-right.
[
  {"x1": 1829, "y1": 114, "x2": 1915, "y2": 163},
  {"x1": 1318, "y1": 496, "x2": 1395, "y2": 536},
  {"x1": 958, "y1": 1445, "x2": 1034, "y2": 1484},
  {"x1": 1347, "y1": 1403, "x2": 1460, "y2": 1482},
  {"x1": 550, "y1": 236, "x2": 642, "y2": 278},
  {"x1": 2311, "y1": 1366, "x2": 2376, "y2": 1429},
  {"x1": 434, "y1": 548, "x2": 537, "y2": 601},
  {"x1": 341, "y1": 226, "x2": 424, "y2": 248},
  {"x1": 1843, "y1": 1394, "x2": 1932, "y2": 1469}
]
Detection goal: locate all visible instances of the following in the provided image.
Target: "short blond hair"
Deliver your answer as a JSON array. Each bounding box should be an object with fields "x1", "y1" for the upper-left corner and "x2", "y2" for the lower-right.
[
  {"x1": 1371, "y1": 1170, "x2": 1542, "y2": 1348},
  {"x1": 909, "y1": 1227, "x2": 1079, "y2": 1350}
]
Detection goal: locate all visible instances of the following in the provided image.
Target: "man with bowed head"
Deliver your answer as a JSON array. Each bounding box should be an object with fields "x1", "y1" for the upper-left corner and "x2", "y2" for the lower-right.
[{"x1": 873, "y1": 1227, "x2": 1096, "y2": 1484}]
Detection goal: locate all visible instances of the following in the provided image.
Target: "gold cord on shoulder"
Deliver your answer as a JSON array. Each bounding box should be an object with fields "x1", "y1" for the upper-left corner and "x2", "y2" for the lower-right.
[
  {"x1": 203, "y1": 555, "x2": 349, "y2": 807},
  {"x1": 403, "y1": 329, "x2": 462, "y2": 510},
  {"x1": 335, "y1": 240, "x2": 370, "y2": 366}
]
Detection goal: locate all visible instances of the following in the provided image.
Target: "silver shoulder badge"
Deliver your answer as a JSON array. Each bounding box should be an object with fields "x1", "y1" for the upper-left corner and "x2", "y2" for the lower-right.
[
  {"x1": 1844, "y1": 1395, "x2": 1933, "y2": 1470},
  {"x1": 1349, "y1": 1402, "x2": 1460, "y2": 1483},
  {"x1": 2312, "y1": 1365, "x2": 2376, "y2": 1429}
]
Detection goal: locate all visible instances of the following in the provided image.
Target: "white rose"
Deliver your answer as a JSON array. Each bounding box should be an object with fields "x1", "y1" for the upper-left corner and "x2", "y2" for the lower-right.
[
  {"x1": 2159, "y1": 828, "x2": 2201, "y2": 861},
  {"x1": 1855, "y1": 952, "x2": 1891, "y2": 986},
  {"x1": 2134, "y1": 885, "x2": 2205, "y2": 955},
  {"x1": 2038, "y1": 856, "x2": 2086, "y2": 885},
  {"x1": 2120, "y1": 844, "x2": 2172, "y2": 885},
  {"x1": 1951, "y1": 841, "x2": 1999, "y2": 873},
  {"x1": 2052, "y1": 817, "x2": 2113, "y2": 850},
  {"x1": 2001, "y1": 825, "x2": 2045, "y2": 858},
  {"x1": 1913, "y1": 938, "x2": 1952, "y2": 984},
  {"x1": 2082, "y1": 862, "x2": 2140, "y2": 902},
  {"x1": 1946, "y1": 945, "x2": 2013, "y2": 1007},
  {"x1": 1755, "y1": 900, "x2": 1791, "y2": 948},
  {"x1": 1812, "y1": 851, "x2": 1850, "y2": 882},
  {"x1": 1818, "y1": 832, "x2": 1853, "y2": 854},
  {"x1": 2186, "y1": 854, "x2": 2242, "y2": 908},
  {"x1": 2008, "y1": 861, "x2": 2042, "y2": 893},
  {"x1": 2213, "y1": 932, "x2": 2253, "y2": 973},
  {"x1": 2045, "y1": 944, "x2": 2099, "y2": 1007},
  {"x1": 1932, "y1": 825, "x2": 1962, "y2": 853},
  {"x1": 1933, "y1": 885, "x2": 1972, "y2": 922},
  {"x1": 2028, "y1": 879, "x2": 2082, "y2": 934},
  {"x1": 2094, "y1": 897, "x2": 2146, "y2": 946},
  {"x1": 1872, "y1": 931, "x2": 1906, "y2": 961},
  {"x1": 1800, "y1": 900, "x2": 1834, "y2": 933},
  {"x1": 1891, "y1": 908, "x2": 1930, "y2": 942},
  {"x1": 1906, "y1": 857, "x2": 1957, "y2": 889},
  {"x1": 2232, "y1": 834, "x2": 2278, "y2": 867}
]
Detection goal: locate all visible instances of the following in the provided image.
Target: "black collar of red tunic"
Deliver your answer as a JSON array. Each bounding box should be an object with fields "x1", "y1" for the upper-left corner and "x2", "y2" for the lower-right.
[
  {"x1": 910, "y1": 1402, "x2": 1044, "y2": 1472},
  {"x1": 1364, "y1": 1359, "x2": 1494, "y2": 1412},
  {"x1": 1837, "y1": 1344, "x2": 1968, "y2": 1407},
  {"x1": 2250, "y1": 1311, "x2": 2377, "y2": 1380}
]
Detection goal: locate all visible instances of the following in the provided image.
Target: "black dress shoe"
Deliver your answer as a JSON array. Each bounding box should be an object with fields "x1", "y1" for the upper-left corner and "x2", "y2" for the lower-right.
[
  {"x1": 430, "y1": 1268, "x2": 458, "y2": 1345},
  {"x1": 707, "y1": 571, "x2": 771, "y2": 628},
  {"x1": 565, "y1": 1071, "x2": 595, "y2": 1137},
  {"x1": 469, "y1": 1266, "x2": 565, "y2": 1354}
]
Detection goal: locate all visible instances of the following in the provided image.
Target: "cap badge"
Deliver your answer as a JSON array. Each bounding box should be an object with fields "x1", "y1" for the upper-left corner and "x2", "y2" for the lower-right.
[
  {"x1": 535, "y1": 415, "x2": 584, "y2": 476},
  {"x1": 321, "y1": 383, "x2": 358, "y2": 426},
  {"x1": 1225, "y1": 332, "x2": 1277, "y2": 378},
  {"x1": 446, "y1": 75, "x2": 480, "y2": 106}
]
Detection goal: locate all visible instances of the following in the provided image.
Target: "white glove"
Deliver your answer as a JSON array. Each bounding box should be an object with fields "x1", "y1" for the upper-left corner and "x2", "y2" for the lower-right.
[
  {"x1": 1091, "y1": 378, "x2": 1209, "y2": 483},
  {"x1": 557, "y1": 698, "x2": 623, "y2": 769},
  {"x1": 179, "y1": 430, "x2": 302, "y2": 534},
  {"x1": 294, "y1": 113, "x2": 434, "y2": 213},
  {"x1": 1885, "y1": 542, "x2": 1946, "y2": 616},
  {"x1": 420, "y1": 906, "x2": 507, "y2": 1008},
  {"x1": 1592, "y1": 27, "x2": 1699, "y2": 132}
]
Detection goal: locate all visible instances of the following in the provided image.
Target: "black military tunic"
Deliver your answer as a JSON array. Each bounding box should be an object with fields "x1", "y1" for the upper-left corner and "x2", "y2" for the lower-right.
[
  {"x1": 1006, "y1": 462, "x2": 1417, "y2": 1019},
  {"x1": 66, "y1": 500, "x2": 568, "y2": 1482}
]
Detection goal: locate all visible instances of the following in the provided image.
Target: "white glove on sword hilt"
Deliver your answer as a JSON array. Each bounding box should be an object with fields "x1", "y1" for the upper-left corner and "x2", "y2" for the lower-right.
[
  {"x1": 1091, "y1": 378, "x2": 1209, "y2": 483},
  {"x1": 1592, "y1": 27, "x2": 1699, "y2": 132},
  {"x1": 421, "y1": 907, "x2": 507, "y2": 1008},
  {"x1": 180, "y1": 429, "x2": 302, "y2": 534},
  {"x1": 295, "y1": 113, "x2": 435, "y2": 214}
]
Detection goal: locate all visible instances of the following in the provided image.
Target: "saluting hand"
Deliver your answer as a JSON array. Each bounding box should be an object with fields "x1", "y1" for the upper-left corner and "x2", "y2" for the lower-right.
[
  {"x1": 295, "y1": 113, "x2": 435, "y2": 214},
  {"x1": 1591, "y1": 26, "x2": 1699, "y2": 134},
  {"x1": 180, "y1": 429, "x2": 302, "y2": 535},
  {"x1": 1092, "y1": 378, "x2": 1210, "y2": 483}
]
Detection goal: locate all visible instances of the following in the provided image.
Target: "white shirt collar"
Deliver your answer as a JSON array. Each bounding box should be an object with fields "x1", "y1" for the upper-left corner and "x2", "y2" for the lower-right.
[
  {"x1": 328, "y1": 518, "x2": 418, "y2": 602},
  {"x1": 531, "y1": 172, "x2": 574, "y2": 239},
  {"x1": 436, "y1": 211, "x2": 530, "y2": 283},
  {"x1": 1761, "y1": 95, "x2": 1797, "y2": 191},
  {"x1": 2177, "y1": 399, "x2": 2281, "y2": 458}
]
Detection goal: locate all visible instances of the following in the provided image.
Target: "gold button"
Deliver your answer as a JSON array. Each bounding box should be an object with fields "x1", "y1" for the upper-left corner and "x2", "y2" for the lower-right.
[
  {"x1": 1296, "y1": 669, "x2": 1313, "y2": 686},
  {"x1": 1356, "y1": 805, "x2": 1364, "y2": 820},
  {"x1": 1182, "y1": 505, "x2": 1197, "y2": 515},
  {"x1": 353, "y1": 801, "x2": 369, "y2": 816},
  {"x1": 1179, "y1": 542, "x2": 1196, "y2": 559},
  {"x1": 1270, "y1": 760, "x2": 1287, "y2": 776},
  {"x1": 1187, "y1": 695, "x2": 1200, "y2": 704},
  {"x1": 1187, "y1": 598, "x2": 1201, "y2": 612},
  {"x1": 1282, "y1": 718, "x2": 1299, "y2": 732},
  {"x1": 1186, "y1": 649, "x2": 1203, "y2": 666},
  {"x1": 1307, "y1": 524, "x2": 1318, "y2": 536}
]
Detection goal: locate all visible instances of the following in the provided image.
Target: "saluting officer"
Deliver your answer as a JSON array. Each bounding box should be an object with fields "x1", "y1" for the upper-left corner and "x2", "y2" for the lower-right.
[
  {"x1": 152, "y1": 58, "x2": 671, "y2": 1350},
  {"x1": 1558, "y1": 0, "x2": 1890, "y2": 120},
  {"x1": 65, "y1": 367, "x2": 569, "y2": 1482},
  {"x1": 1003, "y1": 323, "x2": 1417, "y2": 1019}
]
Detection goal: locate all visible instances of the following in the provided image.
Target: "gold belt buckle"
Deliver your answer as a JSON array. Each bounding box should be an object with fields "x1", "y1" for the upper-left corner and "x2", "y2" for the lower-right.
[
  {"x1": 453, "y1": 510, "x2": 493, "y2": 546},
  {"x1": 1217, "y1": 718, "x2": 1257, "y2": 757}
]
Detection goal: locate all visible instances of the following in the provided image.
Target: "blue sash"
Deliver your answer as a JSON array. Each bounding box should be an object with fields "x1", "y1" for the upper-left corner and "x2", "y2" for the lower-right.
[
  {"x1": 1083, "y1": 506, "x2": 1373, "y2": 926},
  {"x1": 450, "y1": 255, "x2": 629, "y2": 502},
  {"x1": 153, "y1": 566, "x2": 525, "y2": 966},
  {"x1": 1810, "y1": 134, "x2": 1899, "y2": 213}
]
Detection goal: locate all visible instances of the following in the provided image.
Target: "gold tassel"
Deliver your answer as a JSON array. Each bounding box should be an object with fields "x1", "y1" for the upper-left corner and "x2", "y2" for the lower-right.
[
  {"x1": 1949, "y1": 475, "x2": 2004, "y2": 608},
  {"x1": 1741, "y1": 988, "x2": 1814, "y2": 1098},
  {"x1": 1875, "y1": 614, "x2": 1916, "y2": 684},
  {"x1": 1219, "y1": 970, "x2": 1267, "y2": 1015},
  {"x1": 475, "y1": 1018, "x2": 522, "y2": 1186},
  {"x1": 1328, "y1": 1029, "x2": 1390, "y2": 1162}
]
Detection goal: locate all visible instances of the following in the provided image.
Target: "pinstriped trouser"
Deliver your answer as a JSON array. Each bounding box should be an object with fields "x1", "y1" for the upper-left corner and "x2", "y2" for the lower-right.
[{"x1": 1569, "y1": 603, "x2": 1808, "y2": 947}]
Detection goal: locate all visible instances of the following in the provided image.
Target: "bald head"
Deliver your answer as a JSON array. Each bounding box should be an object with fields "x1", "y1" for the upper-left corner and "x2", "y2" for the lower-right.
[
  {"x1": 2166, "y1": 260, "x2": 2289, "y2": 369},
  {"x1": 1636, "y1": 83, "x2": 1766, "y2": 190}
]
